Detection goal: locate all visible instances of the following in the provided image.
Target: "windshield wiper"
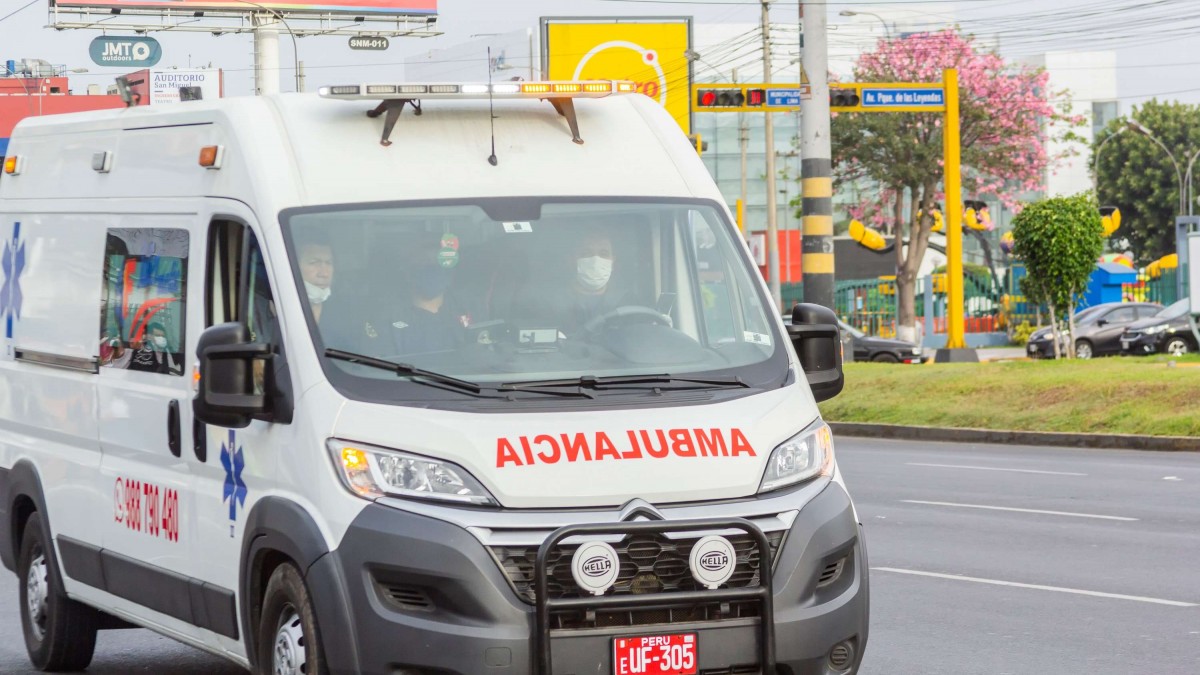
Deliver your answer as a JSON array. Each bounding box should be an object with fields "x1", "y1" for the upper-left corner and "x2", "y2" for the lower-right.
[
  {"x1": 325, "y1": 348, "x2": 595, "y2": 400},
  {"x1": 325, "y1": 348, "x2": 483, "y2": 394},
  {"x1": 500, "y1": 373, "x2": 750, "y2": 391}
]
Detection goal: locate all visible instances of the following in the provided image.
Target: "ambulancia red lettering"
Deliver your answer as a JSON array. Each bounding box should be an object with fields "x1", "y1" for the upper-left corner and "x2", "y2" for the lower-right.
[
  {"x1": 638, "y1": 429, "x2": 670, "y2": 458},
  {"x1": 730, "y1": 428, "x2": 756, "y2": 456},
  {"x1": 519, "y1": 437, "x2": 535, "y2": 465},
  {"x1": 594, "y1": 432, "x2": 620, "y2": 461},
  {"x1": 495, "y1": 428, "x2": 757, "y2": 467},
  {"x1": 533, "y1": 434, "x2": 561, "y2": 464},
  {"x1": 622, "y1": 431, "x2": 643, "y2": 459},
  {"x1": 496, "y1": 438, "x2": 522, "y2": 467},
  {"x1": 561, "y1": 433, "x2": 592, "y2": 462},
  {"x1": 669, "y1": 428, "x2": 697, "y2": 457}
]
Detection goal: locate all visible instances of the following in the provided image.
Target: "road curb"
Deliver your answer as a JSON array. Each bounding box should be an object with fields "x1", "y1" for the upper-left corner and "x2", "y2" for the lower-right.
[{"x1": 828, "y1": 422, "x2": 1199, "y2": 452}]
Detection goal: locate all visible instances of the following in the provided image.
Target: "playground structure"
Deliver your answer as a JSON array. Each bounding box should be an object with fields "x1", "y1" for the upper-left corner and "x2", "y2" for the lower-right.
[{"x1": 834, "y1": 204, "x2": 1183, "y2": 343}]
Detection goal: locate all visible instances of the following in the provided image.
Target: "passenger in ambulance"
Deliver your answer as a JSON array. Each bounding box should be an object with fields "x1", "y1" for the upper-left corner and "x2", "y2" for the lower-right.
[
  {"x1": 100, "y1": 335, "x2": 132, "y2": 369},
  {"x1": 127, "y1": 322, "x2": 182, "y2": 376},
  {"x1": 296, "y1": 232, "x2": 358, "y2": 351},
  {"x1": 367, "y1": 236, "x2": 471, "y2": 358}
]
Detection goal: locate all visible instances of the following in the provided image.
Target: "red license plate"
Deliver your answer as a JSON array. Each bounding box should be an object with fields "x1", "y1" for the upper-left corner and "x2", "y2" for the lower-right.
[{"x1": 613, "y1": 633, "x2": 698, "y2": 675}]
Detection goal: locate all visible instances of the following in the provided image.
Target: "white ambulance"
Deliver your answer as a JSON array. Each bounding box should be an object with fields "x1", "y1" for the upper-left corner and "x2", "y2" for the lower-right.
[{"x1": 0, "y1": 80, "x2": 866, "y2": 675}]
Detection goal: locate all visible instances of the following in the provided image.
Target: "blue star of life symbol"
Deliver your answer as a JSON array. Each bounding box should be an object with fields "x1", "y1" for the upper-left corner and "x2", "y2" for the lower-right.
[
  {"x1": 1, "y1": 222, "x2": 26, "y2": 340},
  {"x1": 220, "y1": 429, "x2": 248, "y2": 532}
]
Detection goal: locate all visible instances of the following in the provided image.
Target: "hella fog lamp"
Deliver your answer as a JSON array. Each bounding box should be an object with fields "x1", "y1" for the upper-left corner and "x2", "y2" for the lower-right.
[
  {"x1": 758, "y1": 421, "x2": 834, "y2": 494},
  {"x1": 327, "y1": 439, "x2": 497, "y2": 506}
]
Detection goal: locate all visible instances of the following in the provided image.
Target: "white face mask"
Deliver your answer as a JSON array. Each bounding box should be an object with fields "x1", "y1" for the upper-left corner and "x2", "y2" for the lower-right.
[
  {"x1": 151, "y1": 336, "x2": 168, "y2": 350},
  {"x1": 576, "y1": 256, "x2": 613, "y2": 292},
  {"x1": 305, "y1": 280, "x2": 332, "y2": 305}
]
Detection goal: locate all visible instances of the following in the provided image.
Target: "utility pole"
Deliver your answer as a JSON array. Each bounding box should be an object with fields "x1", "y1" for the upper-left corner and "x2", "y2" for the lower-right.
[
  {"x1": 761, "y1": 0, "x2": 782, "y2": 309},
  {"x1": 800, "y1": 2, "x2": 835, "y2": 310},
  {"x1": 253, "y1": 13, "x2": 281, "y2": 95}
]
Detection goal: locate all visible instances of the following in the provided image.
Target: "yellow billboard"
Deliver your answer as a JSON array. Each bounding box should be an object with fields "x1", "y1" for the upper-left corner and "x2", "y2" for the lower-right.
[{"x1": 542, "y1": 18, "x2": 692, "y2": 134}]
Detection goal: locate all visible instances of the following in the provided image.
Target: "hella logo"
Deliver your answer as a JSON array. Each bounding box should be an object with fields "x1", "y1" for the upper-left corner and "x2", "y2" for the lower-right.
[
  {"x1": 583, "y1": 556, "x2": 613, "y2": 577},
  {"x1": 700, "y1": 551, "x2": 730, "y2": 571}
]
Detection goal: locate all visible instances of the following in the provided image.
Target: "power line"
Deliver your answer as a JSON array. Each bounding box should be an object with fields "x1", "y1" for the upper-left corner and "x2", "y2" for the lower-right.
[{"x1": 0, "y1": 0, "x2": 38, "y2": 25}]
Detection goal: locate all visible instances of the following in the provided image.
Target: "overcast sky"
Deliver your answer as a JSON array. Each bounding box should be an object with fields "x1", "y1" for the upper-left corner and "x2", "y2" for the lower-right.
[{"x1": 3, "y1": 0, "x2": 1198, "y2": 113}]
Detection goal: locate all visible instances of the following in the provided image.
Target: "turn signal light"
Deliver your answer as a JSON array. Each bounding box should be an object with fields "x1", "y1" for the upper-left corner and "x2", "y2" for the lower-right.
[
  {"x1": 3, "y1": 156, "x2": 20, "y2": 175},
  {"x1": 198, "y1": 145, "x2": 224, "y2": 169}
]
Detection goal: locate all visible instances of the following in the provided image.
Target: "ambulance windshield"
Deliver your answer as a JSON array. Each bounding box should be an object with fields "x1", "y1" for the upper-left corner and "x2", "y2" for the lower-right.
[{"x1": 283, "y1": 198, "x2": 785, "y2": 400}]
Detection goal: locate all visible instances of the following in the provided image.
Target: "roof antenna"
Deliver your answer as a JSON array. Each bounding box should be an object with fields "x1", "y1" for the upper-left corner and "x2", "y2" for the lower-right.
[{"x1": 486, "y1": 47, "x2": 499, "y2": 166}]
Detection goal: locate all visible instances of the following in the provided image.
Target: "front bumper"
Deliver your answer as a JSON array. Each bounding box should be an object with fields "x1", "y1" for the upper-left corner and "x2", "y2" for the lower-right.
[
  {"x1": 1026, "y1": 338, "x2": 1060, "y2": 358},
  {"x1": 311, "y1": 482, "x2": 869, "y2": 675},
  {"x1": 1120, "y1": 332, "x2": 1162, "y2": 355}
]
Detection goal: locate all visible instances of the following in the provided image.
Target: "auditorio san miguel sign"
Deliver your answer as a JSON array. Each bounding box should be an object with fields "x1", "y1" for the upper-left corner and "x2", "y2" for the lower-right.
[{"x1": 89, "y1": 36, "x2": 163, "y2": 68}]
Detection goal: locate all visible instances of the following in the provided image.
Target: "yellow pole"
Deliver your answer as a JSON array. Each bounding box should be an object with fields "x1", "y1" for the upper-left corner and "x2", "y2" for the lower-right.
[
  {"x1": 736, "y1": 199, "x2": 745, "y2": 233},
  {"x1": 943, "y1": 68, "x2": 966, "y2": 350}
]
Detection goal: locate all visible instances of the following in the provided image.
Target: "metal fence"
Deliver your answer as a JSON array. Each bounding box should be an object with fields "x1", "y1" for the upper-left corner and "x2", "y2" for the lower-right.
[
  {"x1": 833, "y1": 272, "x2": 1002, "y2": 339},
  {"x1": 783, "y1": 265, "x2": 1187, "y2": 340},
  {"x1": 1122, "y1": 268, "x2": 1180, "y2": 306}
]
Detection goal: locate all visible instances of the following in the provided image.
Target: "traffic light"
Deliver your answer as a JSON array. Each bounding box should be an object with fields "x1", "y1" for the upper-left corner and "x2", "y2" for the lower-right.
[
  {"x1": 687, "y1": 134, "x2": 708, "y2": 155},
  {"x1": 746, "y1": 88, "x2": 766, "y2": 107},
  {"x1": 830, "y1": 87, "x2": 860, "y2": 109},
  {"x1": 695, "y1": 88, "x2": 744, "y2": 108}
]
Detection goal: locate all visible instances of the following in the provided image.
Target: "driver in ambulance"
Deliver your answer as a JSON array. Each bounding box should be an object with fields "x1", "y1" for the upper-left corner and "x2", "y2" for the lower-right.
[{"x1": 527, "y1": 229, "x2": 643, "y2": 336}]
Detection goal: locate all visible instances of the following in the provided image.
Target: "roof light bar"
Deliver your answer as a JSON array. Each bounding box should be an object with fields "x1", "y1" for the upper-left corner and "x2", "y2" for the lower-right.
[{"x1": 318, "y1": 80, "x2": 634, "y2": 102}]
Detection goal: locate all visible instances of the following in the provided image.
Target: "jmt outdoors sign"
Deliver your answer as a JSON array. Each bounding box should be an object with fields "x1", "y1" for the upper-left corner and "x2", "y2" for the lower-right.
[{"x1": 89, "y1": 36, "x2": 162, "y2": 68}]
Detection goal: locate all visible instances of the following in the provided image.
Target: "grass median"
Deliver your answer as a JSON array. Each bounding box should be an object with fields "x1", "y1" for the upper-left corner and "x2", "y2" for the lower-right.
[{"x1": 820, "y1": 355, "x2": 1200, "y2": 437}]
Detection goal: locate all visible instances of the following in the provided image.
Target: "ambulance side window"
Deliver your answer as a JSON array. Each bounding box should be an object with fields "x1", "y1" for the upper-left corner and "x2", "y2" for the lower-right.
[
  {"x1": 99, "y1": 228, "x2": 189, "y2": 376},
  {"x1": 206, "y1": 220, "x2": 279, "y2": 396},
  {"x1": 205, "y1": 220, "x2": 277, "y2": 342}
]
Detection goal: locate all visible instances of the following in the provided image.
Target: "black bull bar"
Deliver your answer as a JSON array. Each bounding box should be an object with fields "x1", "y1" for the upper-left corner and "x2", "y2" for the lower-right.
[{"x1": 534, "y1": 517, "x2": 776, "y2": 674}]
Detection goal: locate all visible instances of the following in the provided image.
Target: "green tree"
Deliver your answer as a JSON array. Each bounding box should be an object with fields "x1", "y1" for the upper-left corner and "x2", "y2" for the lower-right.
[
  {"x1": 1011, "y1": 194, "x2": 1104, "y2": 358},
  {"x1": 1094, "y1": 100, "x2": 1200, "y2": 264},
  {"x1": 823, "y1": 29, "x2": 1081, "y2": 343}
]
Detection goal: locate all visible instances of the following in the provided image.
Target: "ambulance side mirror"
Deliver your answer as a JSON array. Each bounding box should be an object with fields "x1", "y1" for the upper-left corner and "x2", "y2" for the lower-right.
[
  {"x1": 787, "y1": 303, "x2": 844, "y2": 403},
  {"x1": 193, "y1": 322, "x2": 272, "y2": 429}
]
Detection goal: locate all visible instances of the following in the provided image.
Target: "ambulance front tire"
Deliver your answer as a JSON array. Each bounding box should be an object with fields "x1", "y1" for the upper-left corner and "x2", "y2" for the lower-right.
[
  {"x1": 17, "y1": 515, "x2": 99, "y2": 672},
  {"x1": 256, "y1": 562, "x2": 329, "y2": 675}
]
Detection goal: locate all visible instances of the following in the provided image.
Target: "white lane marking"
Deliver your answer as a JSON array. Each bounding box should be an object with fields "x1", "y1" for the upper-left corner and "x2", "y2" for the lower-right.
[
  {"x1": 872, "y1": 567, "x2": 1198, "y2": 608},
  {"x1": 901, "y1": 500, "x2": 1138, "y2": 521},
  {"x1": 907, "y1": 462, "x2": 1087, "y2": 476},
  {"x1": 1163, "y1": 476, "x2": 1182, "y2": 481}
]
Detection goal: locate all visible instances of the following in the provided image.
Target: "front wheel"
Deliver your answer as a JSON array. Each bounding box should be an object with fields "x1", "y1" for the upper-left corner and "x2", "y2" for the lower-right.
[
  {"x1": 257, "y1": 563, "x2": 328, "y2": 675},
  {"x1": 1164, "y1": 337, "x2": 1190, "y2": 357},
  {"x1": 871, "y1": 352, "x2": 899, "y2": 363},
  {"x1": 1074, "y1": 340, "x2": 1093, "y2": 359},
  {"x1": 18, "y1": 515, "x2": 99, "y2": 671}
]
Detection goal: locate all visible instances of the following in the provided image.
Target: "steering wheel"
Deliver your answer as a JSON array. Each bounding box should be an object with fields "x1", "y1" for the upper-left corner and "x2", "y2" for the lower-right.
[{"x1": 583, "y1": 305, "x2": 673, "y2": 334}]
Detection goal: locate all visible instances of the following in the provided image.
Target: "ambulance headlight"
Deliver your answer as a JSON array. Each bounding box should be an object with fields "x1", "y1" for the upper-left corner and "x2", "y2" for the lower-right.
[
  {"x1": 758, "y1": 421, "x2": 834, "y2": 493},
  {"x1": 327, "y1": 439, "x2": 497, "y2": 506}
]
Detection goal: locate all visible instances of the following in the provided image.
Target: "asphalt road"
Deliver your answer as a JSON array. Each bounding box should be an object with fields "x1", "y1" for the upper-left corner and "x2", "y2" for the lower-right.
[{"x1": 1, "y1": 437, "x2": 1197, "y2": 674}]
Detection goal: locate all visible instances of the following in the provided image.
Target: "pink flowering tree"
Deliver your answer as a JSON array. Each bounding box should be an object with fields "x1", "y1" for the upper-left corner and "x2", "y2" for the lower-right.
[{"x1": 827, "y1": 29, "x2": 1083, "y2": 342}]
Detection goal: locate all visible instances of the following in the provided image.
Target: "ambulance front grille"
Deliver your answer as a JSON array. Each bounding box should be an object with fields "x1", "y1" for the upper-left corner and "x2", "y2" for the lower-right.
[{"x1": 489, "y1": 530, "x2": 785, "y2": 607}]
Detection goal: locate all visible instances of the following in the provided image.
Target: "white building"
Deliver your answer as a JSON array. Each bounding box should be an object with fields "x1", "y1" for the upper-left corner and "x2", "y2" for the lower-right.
[{"x1": 1020, "y1": 51, "x2": 1119, "y2": 197}]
